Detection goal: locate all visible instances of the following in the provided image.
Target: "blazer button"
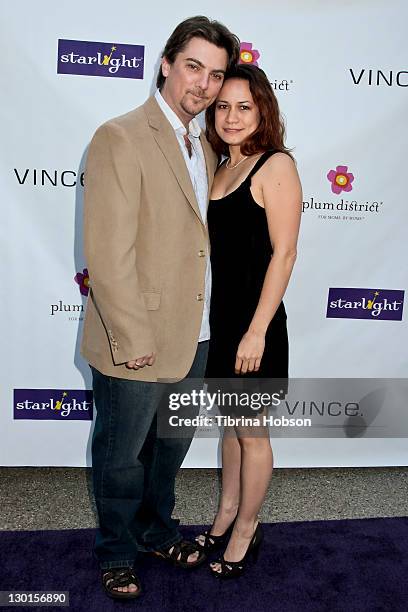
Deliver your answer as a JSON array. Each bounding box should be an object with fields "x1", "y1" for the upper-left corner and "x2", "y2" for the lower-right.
[
  {"x1": 196, "y1": 293, "x2": 203, "y2": 301},
  {"x1": 198, "y1": 250, "x2": 205, "y2": 257}
]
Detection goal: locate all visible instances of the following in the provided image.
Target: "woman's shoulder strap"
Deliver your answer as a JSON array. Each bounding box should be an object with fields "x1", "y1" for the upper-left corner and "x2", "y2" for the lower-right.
[{"x1": 247, "y1": 150, "x2": 282, "y2": 180}]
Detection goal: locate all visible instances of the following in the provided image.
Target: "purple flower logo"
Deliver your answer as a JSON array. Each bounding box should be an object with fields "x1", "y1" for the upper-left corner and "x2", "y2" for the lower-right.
[
  {"x1": 239, "y1": 42, "x2": 260, "y2": 67},
  {"x1": 74, "y1": 268, "x2": 90, "y2": 296},
  {"x1": 327, "y1": 165, "x2": 355, "y2": 194}
]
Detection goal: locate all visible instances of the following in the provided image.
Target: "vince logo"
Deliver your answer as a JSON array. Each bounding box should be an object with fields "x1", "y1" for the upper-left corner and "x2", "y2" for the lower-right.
[
  {"x1": 14, "y1": 168, "x2": 84, "y2": 187},
  {"x1": 14, "y1": 389, "x2": 93, "y2": 420},
  {"x1": 349, "y1": 69, "x2": 408, "y2": 87},
  {"x1": 327, "y1": 288, "x2": 404, "y2": 321},
  {"x1": 57, "y1": 39, "x2": 144, "y2": 79}
]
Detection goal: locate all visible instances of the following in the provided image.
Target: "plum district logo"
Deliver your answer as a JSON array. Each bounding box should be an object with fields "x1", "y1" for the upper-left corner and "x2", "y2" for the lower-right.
[
  {"x1": 57, "y1": 39, "x2": 144, "y2": 79},
  {"x1": 238, "y1": 42, "x2": 292, "y2": 92},
  {"x1": 50, "y1": 269, "x2": 89, "y2": 320},
  {"x1": 239, "y1": 42, "x2": 260, "y2": 67},
  {"x1": 74, "y1": 268, "x2": 90, "y2": 297},
  {"x1": 14, "y1": 389, "x2": 93, "y2": 420},
  {"x1": 303, "y1": 164, "x2": 382, "y2": 222},
  {"x1": 327, "y1": 288, "x2": 404, "y2": 321},
  {"x1": 327, "y1": 165, "x2": 354, "y2": 194}
]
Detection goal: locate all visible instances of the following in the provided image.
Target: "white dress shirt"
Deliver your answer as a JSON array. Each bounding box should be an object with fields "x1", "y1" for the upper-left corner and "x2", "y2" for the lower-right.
[{"x1": 154, "y1": 89, "x2": 211, "y2": 342}]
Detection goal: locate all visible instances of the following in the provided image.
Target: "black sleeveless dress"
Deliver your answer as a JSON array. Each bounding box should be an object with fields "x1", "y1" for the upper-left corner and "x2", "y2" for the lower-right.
[{"x1": 205, "y1": 151, "x2": 289, "y2": 380}]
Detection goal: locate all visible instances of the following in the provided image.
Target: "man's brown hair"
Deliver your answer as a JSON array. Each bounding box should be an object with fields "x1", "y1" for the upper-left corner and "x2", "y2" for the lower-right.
[{"x1": 156, "y1": 15, "x2": 240, "y2": 89}]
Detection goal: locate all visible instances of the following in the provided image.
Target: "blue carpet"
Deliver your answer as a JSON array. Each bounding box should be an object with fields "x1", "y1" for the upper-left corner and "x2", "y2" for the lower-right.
[{"x1": 1, "y1": 517, "x2": 407, "y2": 611}]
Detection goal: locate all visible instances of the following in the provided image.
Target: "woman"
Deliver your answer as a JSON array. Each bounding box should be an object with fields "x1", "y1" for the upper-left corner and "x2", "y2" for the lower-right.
[{"x1": 197, "y1": 64, "x2": 302, "y2": 578}]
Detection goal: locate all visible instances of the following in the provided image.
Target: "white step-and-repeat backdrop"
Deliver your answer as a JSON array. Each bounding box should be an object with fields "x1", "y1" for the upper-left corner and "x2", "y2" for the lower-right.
[{"x1": 2, "y1": 1, "x2": 407, "y2": 466}]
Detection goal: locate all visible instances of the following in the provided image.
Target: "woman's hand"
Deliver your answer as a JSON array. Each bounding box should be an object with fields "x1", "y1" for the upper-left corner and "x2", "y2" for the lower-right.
[{"x1": 235, "y1": 330, "x2": 265, "y2": 374}]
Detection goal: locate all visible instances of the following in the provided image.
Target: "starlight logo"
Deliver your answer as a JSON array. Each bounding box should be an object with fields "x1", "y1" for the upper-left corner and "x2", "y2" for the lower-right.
[
  {"x1": 57, "y1": 39, "x2": 145, "y2": 79},
  {"x1": 14, "y1": 389, "x2": 93, "y2": 420},
  {"x1": 327, "y1": 288, "x2": 404, "y2": 321}
]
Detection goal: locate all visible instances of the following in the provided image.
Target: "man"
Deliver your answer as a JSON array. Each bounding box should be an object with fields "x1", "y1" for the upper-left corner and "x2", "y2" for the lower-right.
[{"x1": 81, "y1": 16, "x2": 240, "y2": 599}]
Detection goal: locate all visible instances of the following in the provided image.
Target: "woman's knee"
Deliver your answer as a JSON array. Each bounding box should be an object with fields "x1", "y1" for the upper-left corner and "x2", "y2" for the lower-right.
[{"x1": 237, "y1": 435, "x2": 271, "y2": 451}]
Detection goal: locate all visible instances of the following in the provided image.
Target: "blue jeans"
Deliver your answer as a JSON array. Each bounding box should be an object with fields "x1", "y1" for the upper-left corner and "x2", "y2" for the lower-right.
[{"x1": 91, "y1": 341, "x2": 208, "y2": 570}]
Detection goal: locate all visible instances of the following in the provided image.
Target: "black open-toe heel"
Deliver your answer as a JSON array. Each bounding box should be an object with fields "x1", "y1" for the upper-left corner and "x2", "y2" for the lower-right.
[
  {"x1": 195, "y1": 516, "x2": 236, "y2": 553},
  {"x1": 210, "y1": 522, "x2": 263, "y2": 579}
]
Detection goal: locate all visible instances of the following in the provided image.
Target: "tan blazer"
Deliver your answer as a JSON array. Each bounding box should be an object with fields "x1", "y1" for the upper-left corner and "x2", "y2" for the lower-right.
[{"x1": 80, "y1": 96, "x2": 218, "y2": 382}]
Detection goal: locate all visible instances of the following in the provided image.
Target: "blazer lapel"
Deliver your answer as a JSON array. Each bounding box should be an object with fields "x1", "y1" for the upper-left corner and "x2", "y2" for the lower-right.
[
  {"x1": 143, "y1": 96, "x2": 204, "y2": 226},
  {"x1": 200, "y1": 132, "x2": 217, "y2": 195}
]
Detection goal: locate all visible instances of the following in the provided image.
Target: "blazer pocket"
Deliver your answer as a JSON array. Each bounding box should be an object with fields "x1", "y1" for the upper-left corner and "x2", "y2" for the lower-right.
[{"x1": 142, "y1": 291, "x2": 161, "y2": 310}]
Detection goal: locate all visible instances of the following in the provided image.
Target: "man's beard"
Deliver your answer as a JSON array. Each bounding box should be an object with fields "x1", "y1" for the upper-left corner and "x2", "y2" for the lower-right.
[{"x1": 180, "y1": 92, "x2": 209, "y2": 118}]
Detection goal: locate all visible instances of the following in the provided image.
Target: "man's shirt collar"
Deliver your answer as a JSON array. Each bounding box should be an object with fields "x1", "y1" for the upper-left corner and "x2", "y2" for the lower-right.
[{"x1": 155, "y1": 89, "x2": 201, "y2": 138}]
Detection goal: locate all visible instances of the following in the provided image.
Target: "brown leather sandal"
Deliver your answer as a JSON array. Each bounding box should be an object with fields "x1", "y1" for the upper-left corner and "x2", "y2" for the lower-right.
[
  {"x1": 152, "y1": 539, "x2": 207, "y2": 568},
  {"x1": 102, "y1": 566, "x2": 142, "y2": 600}
]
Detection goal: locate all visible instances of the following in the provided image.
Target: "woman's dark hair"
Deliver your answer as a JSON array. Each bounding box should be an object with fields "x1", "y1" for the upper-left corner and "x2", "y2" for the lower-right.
[
  {"x1": 156, "y1": 15, "x2": 240, "y2": 89},
  {"x1": 206, "y1": 64, "x2": 293, "y2": 159}
]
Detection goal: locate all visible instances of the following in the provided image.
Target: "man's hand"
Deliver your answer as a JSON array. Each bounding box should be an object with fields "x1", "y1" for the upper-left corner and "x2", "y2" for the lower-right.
[{"x1": 126, "y1": 353, "x2": 156, "y2": 369}]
